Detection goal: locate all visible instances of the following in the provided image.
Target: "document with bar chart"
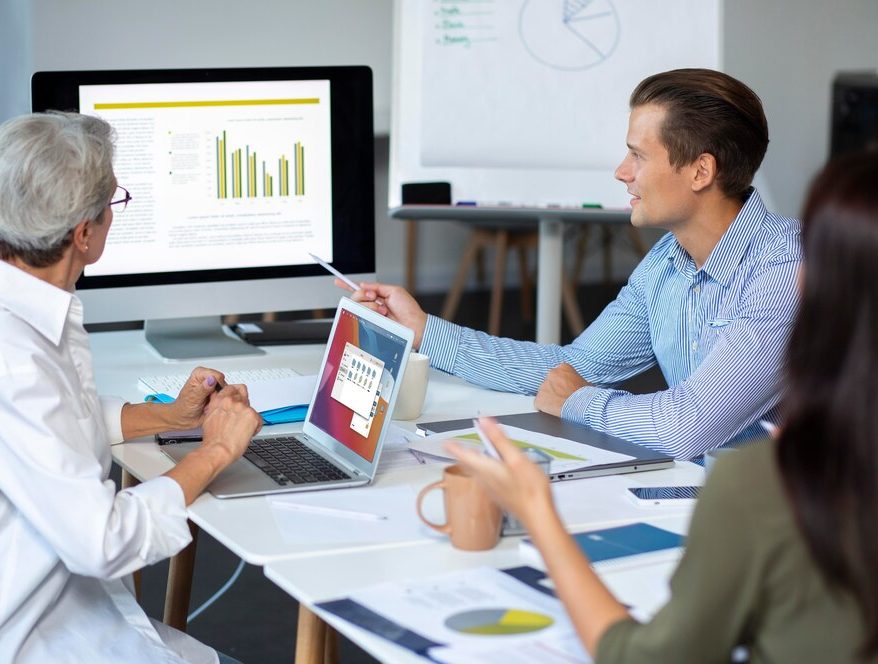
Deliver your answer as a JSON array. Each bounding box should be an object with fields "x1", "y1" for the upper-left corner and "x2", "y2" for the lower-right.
[{"x1": 79, "y1": 79, "x2": 332, "y2": 277}]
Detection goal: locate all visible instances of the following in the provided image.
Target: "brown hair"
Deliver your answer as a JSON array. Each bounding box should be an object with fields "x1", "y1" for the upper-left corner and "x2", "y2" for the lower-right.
[
  {"x1": 630, "y1": 68, "x2": 768, "y2": 199},
  {"x1": 779, "y1": 150, "x2": 878, "y2": 657}
]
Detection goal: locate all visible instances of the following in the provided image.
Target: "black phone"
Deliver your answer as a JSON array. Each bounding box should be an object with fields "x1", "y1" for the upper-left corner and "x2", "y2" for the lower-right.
[{"x1": 155, "y1": 427, "x2": 203, "y2": 445}]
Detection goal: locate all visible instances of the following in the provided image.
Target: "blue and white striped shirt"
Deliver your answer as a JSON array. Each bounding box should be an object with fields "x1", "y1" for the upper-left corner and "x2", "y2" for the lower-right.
[{"x1": 420, "y1": 189, "x2": 802, "y2": 459}]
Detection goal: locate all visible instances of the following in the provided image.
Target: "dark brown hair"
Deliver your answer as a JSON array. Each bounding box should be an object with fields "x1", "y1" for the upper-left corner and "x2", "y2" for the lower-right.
[
  {"x1": 779, "y1": 150, "x2": 878, "y2": 657},
  {"x1": 630, "y1": 68, "x2": 768, "y2": 199}
]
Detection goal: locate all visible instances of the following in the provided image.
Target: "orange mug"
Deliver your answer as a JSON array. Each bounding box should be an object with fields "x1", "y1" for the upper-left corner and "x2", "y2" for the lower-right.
[{"x1": 416, "y1": 464, "x2": 503, "y2": 551}]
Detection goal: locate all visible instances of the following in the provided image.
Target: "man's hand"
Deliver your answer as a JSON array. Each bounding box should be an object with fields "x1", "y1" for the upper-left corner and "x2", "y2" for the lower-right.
[
  {"x1": 534, "y1": 363, "x2": 591, "y2": 417},
  {"x1": 337, "y1": 279, "x2": 428, "y2": 349}
]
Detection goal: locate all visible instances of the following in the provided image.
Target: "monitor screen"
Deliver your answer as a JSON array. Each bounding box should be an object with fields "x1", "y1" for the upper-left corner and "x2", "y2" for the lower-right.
[
  {"x1": 308, "y1": 305, "x2": 408, "y2": 463},
  {"x1": 31, "y1": 66, "x2": 375, "y2": 359}
]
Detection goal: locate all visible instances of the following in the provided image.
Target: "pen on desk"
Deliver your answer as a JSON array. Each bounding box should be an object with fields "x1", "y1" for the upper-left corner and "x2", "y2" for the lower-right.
[
  {"x1": 272, "y1": 502, "x2": 388, "y2": 521},
  {"x1": 308, "y1": 252, "x2": 359, "y2": 292}
]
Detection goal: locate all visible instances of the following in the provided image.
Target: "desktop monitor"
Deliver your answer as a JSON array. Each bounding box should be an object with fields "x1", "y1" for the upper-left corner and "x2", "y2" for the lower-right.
[{"x1": 31, "y1": 66, "x2": 375, "y2": 360}]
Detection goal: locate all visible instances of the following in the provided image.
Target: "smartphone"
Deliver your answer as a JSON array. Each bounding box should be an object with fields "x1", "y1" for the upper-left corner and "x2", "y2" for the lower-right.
[
  {"x1": 627, "y1": 485, "x2": 700, "y2": 506},
  {"x1": 155, "y1": 427, "x2": 203, "y2": 445}
]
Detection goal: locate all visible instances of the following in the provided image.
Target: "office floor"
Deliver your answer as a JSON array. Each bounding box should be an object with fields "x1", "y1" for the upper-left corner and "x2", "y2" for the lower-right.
[{"x1": 111, "y1": 281, "x2": 666, "y2": 663}]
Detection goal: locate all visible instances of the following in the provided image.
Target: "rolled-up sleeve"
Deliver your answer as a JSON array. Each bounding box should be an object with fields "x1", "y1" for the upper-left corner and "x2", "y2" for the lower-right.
[{"x1": 100, "y1": 395, "x2": 126, "y2": 444}]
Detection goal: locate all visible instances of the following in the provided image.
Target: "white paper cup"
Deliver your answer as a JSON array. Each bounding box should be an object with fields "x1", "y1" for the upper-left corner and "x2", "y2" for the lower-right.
[{"x1": 394, "y1": 352, "x2": 430, "y2": 420}]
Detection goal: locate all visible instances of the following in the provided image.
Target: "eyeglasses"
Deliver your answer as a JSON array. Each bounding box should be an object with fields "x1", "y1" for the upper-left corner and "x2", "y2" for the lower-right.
[{"x1": 108, "y1": 185, "x2": 132, "y2": 212}]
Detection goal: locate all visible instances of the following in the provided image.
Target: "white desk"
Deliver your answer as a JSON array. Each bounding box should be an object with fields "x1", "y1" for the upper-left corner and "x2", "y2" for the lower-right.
[
  {"x1": 92, "y1": 328, "x2": 702, "y2": 662},
  {"x1": 265, "y1": 512, "x2": 694, "y2": 663},
  {"x1": 93, "y1": 329, "x2": 537, "y2": 564}
]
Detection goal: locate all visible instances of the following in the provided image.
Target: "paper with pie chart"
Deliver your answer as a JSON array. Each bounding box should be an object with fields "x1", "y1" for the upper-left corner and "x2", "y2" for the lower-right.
[{"x1": 330, "y1": 567, "x2": 589, "y2": 663}]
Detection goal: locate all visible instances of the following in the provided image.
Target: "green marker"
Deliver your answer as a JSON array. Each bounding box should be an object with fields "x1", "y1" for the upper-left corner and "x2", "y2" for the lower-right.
[{"x1": 581, "y1": 202, "x2": 603, "y2": 209}]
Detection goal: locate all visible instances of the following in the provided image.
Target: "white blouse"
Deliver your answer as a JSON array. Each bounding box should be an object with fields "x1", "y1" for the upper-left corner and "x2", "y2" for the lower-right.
[{"x1": 0, "y1": 261, "x2": 216, "y2": 663}]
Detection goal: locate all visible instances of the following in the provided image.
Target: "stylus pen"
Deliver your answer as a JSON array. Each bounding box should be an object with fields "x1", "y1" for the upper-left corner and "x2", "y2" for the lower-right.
[
  {"x1": 272, "y1": 501, "x2": 388, "y2": 521},
  {"x1": 308, "y1": 252, "x2": 359, "y2": 291}
]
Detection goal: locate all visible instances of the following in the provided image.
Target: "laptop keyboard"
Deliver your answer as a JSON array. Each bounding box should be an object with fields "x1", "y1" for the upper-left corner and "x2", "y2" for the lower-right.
[{"x1": 244, "y1": 436, "x2": 349, "y2": 485}]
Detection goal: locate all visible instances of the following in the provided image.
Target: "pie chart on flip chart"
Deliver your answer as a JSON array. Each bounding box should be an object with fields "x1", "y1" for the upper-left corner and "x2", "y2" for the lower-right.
[
  {"x1": 519, "y1": 0, "x2": 621, "y2": 71},
  {"x1": 444, "y1": 608, "x2": 554, "y2": 636}
]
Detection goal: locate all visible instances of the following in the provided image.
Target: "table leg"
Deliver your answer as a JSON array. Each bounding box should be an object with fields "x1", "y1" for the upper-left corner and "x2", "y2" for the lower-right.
[
  {"x1": 120, "y1": 469, "x2": 142, "y2": 603},
  {"x1": 536, "y1": 218, "x2": 563, "y2": 345},
  {"x1": 324, "y1": 624, "x2": 340, "y2": 664},
  {"x1": 295, "y1": 605, "x2": 328, "y2": 664},
  {"x1": 163, "y1": 520, "x2": 199, "y2": 631}
]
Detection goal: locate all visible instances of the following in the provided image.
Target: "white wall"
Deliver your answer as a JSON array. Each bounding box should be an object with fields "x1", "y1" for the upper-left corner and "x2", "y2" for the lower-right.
[
  {"x1": 724, "y1": 0, "x2": 878, "y2": 218},
  {"x1": 3, "y1": 0, "x2": 877, "y2": 291},
  {"x1": 0, "y1": 0, "x2": 32, "y2": 121}
]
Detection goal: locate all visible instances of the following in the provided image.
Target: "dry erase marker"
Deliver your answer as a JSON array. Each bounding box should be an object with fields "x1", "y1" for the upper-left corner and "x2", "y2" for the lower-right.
[
  {"x1": 472, "y1": 418, "x2": 501, "y2": 460},
  {"x1": 308, "y1": 252, "x2": 358, "y2": 291}
]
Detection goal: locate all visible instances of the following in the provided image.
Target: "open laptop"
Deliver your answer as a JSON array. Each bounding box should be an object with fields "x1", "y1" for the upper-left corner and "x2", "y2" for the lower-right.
[{"x1": 162, "y1": 298, "x2": 414, "y2": 498}]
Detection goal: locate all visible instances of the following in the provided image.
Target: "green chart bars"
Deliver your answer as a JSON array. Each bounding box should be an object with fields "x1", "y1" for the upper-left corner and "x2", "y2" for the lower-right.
[{"x1": 216, "y1": 132, "x2": 305, "y2": 199}]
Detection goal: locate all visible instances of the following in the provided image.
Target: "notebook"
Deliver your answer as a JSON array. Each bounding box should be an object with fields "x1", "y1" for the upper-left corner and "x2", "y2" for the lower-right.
[
  {"x1": 519, "y1": 522, "x2": 685, "y2": 572},
  {"x1": 162, "y1": 298, "x2": 414, "y2": 498}
]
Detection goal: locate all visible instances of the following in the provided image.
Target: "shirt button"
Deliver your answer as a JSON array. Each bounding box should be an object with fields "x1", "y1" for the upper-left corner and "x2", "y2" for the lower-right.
[
  {"x1": 691, "y1": 341, "x2": 698, "y2": 352},
  {"x1": 693, "y1": 285, "x2": 701, "y2": 295}
]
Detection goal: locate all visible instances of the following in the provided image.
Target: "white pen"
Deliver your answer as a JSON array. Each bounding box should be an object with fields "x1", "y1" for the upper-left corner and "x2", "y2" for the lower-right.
[
  {"x1": 272, "y1": 501, "x2": 388, "y2": 521},
  {"x1": 308, "y1": 252, "x2": 359, "y2": 292},
  {"x1": 472, "y1": 418, "x2": 501, "y2": 460}
]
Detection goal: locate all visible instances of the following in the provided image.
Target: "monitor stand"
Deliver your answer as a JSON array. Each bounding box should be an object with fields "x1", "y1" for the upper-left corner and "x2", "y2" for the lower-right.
[{"x1": 145, "y1": 317, "x2": 265, "y2": 360}]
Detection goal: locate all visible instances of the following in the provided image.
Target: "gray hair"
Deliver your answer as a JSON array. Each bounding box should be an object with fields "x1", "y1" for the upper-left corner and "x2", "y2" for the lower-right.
[{"x1": 0, "y1": 112, "x2": 115, "y2": 255}]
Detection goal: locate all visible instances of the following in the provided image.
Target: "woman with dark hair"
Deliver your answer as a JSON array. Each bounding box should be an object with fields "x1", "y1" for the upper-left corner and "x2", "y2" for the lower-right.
[{"x1": 449, "y1": 150, "x2": 878, "y2": 662}]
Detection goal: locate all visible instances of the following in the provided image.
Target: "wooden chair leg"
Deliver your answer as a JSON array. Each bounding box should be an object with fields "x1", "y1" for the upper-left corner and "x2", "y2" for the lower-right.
[
  {"x1": 295, "y1": 605, "x2": 329, "y2": 664},
  {"x1": 488, "y1": 230, "x2": 509, "y2": 336},
  {"x1": 572, "y1": 226, "x2": 590, "y2": 284},
  {"x1": 601, "y1": 226, "x2": 613, "y2": 284},
  {"x1": 561, "y1": 275, "x2": 586, "y2": 338},
  {"x1": 163, "y1": 520, "x2": 199, "y2": 631},
  {"x1": 121, "y1": 469, "x2": 142, "y2": 603},
  {"x1": 405, "y1": 219, "x2": 417, "y2": 292},
  {"x1": 516, "y1": 240, "x2": 533, "y2": 322},
  {"x1": 441, "y1": 231, "x2": 485, "y2": 322},
  {"x1": 627, "y1": 226, "x2": 647, "y2": 257},
  {"x1": 324, "y1": 624, "x2": 340, "y2": 664}
]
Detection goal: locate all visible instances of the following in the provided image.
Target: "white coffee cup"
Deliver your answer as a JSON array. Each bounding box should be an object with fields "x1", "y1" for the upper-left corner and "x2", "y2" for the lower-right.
[{"x1": 394, "y1": 352, "x2": 430, "y2": 420}]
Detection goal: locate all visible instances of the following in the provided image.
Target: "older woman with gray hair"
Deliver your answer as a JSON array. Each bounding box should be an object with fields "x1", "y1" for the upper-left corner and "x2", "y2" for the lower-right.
[{"x1": 0, "y1": 112, "x2": 261, "y2": 663}]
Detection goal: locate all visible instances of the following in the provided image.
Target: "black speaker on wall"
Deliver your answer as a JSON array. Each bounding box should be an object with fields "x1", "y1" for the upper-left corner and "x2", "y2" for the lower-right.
[{"x1": 831, "y1": 71, "x2": 878, "y2": 157}]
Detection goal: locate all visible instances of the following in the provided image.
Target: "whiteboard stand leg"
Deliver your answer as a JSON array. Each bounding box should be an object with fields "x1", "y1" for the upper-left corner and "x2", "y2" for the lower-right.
[{"x1": 536, "y1": 217, "x2": 563, "y2": 345}]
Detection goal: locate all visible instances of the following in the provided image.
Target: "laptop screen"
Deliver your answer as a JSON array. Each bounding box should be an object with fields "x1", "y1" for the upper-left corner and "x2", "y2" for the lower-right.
[{"x1": 308, "y1": 306, "x2": 408, "y2": 462}]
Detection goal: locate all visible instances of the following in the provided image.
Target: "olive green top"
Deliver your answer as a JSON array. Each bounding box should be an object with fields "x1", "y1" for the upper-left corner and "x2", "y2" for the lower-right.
[{"x1": 596, "y1": 440, "x2": 872, "y2": 663}]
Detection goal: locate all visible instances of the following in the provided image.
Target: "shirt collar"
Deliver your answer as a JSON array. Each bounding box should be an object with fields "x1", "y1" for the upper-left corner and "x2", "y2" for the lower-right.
[
  {"x1": 666, "y1": 188, "x2": 766, "y2": 286},
  {"x1": 0, "y1": 260, "x2": 74, "y2": 345}
]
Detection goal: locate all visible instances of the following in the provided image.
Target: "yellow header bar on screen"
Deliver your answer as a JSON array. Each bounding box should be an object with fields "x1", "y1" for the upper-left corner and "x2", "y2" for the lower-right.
[{"x1": 93, "y1": 98, "x2": 320, "y2": 110}]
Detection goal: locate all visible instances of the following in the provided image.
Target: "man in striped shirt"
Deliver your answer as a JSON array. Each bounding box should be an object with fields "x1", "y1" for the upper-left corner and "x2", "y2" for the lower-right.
[{"x1": 349, "y1": 69, "x2": 801, "y2": 460}]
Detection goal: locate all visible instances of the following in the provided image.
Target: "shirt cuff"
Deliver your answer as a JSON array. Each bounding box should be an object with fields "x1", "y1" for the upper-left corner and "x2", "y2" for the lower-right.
[
  {"x1": 100, "y1": 395, "x2": 126, "y2": 445},
  {"x1": 419, "y1": 315, "x2": 464, "y2": 374},
  {"x1": 120, "y1": 475, "x2": 192, "y2": 565},
  {"x1": 560, "y1": 385, "x2": 603, "y2": 425}
]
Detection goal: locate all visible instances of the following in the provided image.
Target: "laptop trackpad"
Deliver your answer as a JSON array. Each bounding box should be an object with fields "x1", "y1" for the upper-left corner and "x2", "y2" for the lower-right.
[{"x1": 161, "y1": 442, "x2": 279, "y2": 497}]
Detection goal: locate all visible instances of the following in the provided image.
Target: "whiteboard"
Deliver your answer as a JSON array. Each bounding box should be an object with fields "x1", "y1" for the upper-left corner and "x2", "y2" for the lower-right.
[{"x1": 390, "y1": 0, "x2": 722, "y2": 209}]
